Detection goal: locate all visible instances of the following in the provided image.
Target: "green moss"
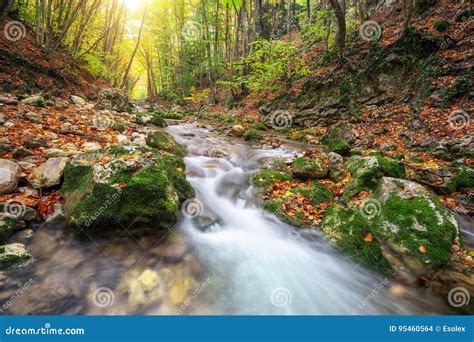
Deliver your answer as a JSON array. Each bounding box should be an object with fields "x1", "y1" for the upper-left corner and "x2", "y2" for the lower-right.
[
  {"x1": 433, "y1": 20, "x2": 450, "y2": 32},
  {"x1": 252, "y1": 123, "x2": 268, "y2": 131},
  {"x1": 146, "y1": 130, "x2": 187, "y2": 157},
  {"x1": 291, "y1": 157, "x2": 327, "y2": 180},
  {"x1": 243, "y1": 129, "x2": 263, "y2": 141},
  {"x1": 344, "y1": 154, "x2": 405, "y2": 199},
  {"x1": 252, "y1": 170, "x2": 292, "y2": 188},
  {"x1": 321, "y1": 205, "x2": 391, "y2": 273},
  {"x1": 443, "y1": 76, "x2": 470, "y2": 101},
  {"x1": 0, "y1": 216, "x2": 17, "y2": 242},
  {"x1": 446, "y1": 168, "x2": 474, "y2": 192},
  {"x1": 295, "y1": 182, "x2": 333, "y2": 206},
  {"x1": 321, "y1": 136, "x2": 351, "y2": 156},
  {"x1": 61, "y1": 164, "x2": 93, "y2": 194},
  {"x1": 374, "y1": 194, "x2": 458, "y2": 267},
  {"x1": 61, "y1": 146, "x2": 194, "y2": 233}
]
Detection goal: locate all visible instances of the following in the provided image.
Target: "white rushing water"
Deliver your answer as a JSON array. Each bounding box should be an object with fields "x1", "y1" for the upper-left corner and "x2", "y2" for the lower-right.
[{"x1": 168, "y1": 124, "x2": 439, "y2": 315}]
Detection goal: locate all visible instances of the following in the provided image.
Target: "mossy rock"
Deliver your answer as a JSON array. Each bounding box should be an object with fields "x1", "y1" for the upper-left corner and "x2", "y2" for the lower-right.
[
  {"x1": 0, "y1": 215, "x2": 17, "y2": 243},
  {"x1": 146, "y1": 130, "x2": 187, "y2": 157},
  {"x1": 343, "y1": 153, "x2": 405, "y2": 199},
  {"x1": 320, "y1": 123, "x2": 355, "y2": 156},
  {"x1": 373, "y1": 178, "x2": 460, "y2": 269},
  {"x1": 61, "y1": 146, "x2": 194, "y2": 233},
  {"x1": 322, "y1": 178, "x2": 460, "y2": 277},
  {"x1": 252, "y1": 170, "x2": 292, "y2": 188},
  {"x1": 291, "y1": 156, "x2": 328, "y2": 181},
  {"x1": 0, "y1": 243, "x2": 32, "y2": 269},
  {"x1": 264, "y1": 200, "x2": 308, "y2": 228},
  {"x1": 294, "y1": 182, "x2": 333, "y2": 206},
  {"x1": 243, "y1": 129, "x2": 263, "y2": 142},
  {"x1": 446, "y1": 167, "x2": 474, "y2": 192},
  {"x1": 322, "y1": 137, "x2": 351, "y2": 155},
  {"x1": 139, "y1": 112, "x2": 167, "y2": 127},
  {"x1": 321, "y1": 205, "x2": 391, "y2": 273}
]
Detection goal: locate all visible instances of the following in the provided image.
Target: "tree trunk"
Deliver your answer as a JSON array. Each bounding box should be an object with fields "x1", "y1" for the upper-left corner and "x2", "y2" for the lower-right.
[{"x1": 328, "y1": 0, "x2": 346, "y2": 51}]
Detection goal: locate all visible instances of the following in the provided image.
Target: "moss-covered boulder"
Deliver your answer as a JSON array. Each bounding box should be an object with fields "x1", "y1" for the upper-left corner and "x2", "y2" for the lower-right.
[
  {"x1": 251, "y1": 170, "x2": 292, "y2": 188},
  {"x1": 321, "y1": 205, "x2": 391, "y2": 273},
  {"x1": 320, "y1": 122, "x2": 355, "y2": 156},
  {"x1": 291, "y1": 156, "x2": 328, "y2": 181},
  {"x1": 0, "y1": 214, "x2": 17, "y2": 242},
  {"x1": 139, "y1": 112, "x2": 167, "y2": 127},
  {"x1": 343, "y1": 153, "x2": 405, "y2": 199},
  {"x1": 0, "y1": 243, "x2": 32, "y2": 269},
  {"x1": 294, "y1": 182, "x2": 333, "y2": 206},
  {"x1": 146, "y1": 129, "x2": 187, "y2": 157},
  {"x1": 322, "y1": 177, "x2": 460, "y2": 281},
  {"x1": 61, "y1": 145, "x2": 194, "y2": 233}
]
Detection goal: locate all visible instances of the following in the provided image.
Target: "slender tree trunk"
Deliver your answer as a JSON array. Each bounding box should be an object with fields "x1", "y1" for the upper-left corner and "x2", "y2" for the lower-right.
[
  {"x1": 328, "y1": 0, "x2": 346, "y2": 51},
  {"x1": 121, "y1": 1, "x2": 148, "y2": 89}
]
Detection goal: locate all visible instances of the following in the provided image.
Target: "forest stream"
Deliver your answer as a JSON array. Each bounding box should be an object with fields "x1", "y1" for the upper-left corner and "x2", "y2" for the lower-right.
[{"x1": 1, "y1": 122, "x2": 469, "y2": 315}]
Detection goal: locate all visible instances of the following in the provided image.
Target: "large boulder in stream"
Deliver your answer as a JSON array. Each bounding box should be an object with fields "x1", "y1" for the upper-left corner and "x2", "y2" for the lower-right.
[
  {"x1": 61, "y1": 145, "x2": 194, "y2": 233},
  {"x1": 321, "y1": 177, "x2": 460, "y2": 282}
]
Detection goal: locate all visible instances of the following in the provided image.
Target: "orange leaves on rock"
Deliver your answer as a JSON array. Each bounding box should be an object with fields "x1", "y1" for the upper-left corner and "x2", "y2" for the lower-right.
[{"x1": 118, "y1": 182, "x2": 128, "y2": 188}]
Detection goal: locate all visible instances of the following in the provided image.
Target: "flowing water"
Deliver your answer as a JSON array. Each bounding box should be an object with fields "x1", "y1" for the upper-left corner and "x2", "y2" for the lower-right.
[{"x1": 0, "y1": 123, "x2": 464, "y2": 315}]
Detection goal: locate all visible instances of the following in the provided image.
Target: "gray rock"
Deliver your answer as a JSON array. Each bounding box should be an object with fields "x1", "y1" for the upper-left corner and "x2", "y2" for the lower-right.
[
  {"x1": 12, "y1": 147, "x2": 34, "y2": 159},
  {"x1": 230, "y1": 125, "x2": 245, "y2": 137},
  {"x1": 70, "y1": 95, "x2": 86, "y2": 106},
  {"x1": 28, "y1": 157, "x2": 68, "y2": 189},
  {"x1": 0, "y1": 112, "x2": 6, "y2": 124},
  {"x1": 44, "y1": 148, "x2": 68, "y2": 158},
  {"x1": 328, "y1": 152, "x2": 345, "y2": 182},
  {"x1": 0, "y1": 138, "x2": 14, "y2": 157},
  {"x1": 95, "y1": 88, "x2": 131, "y2": 113},
  {"x1": 21, "y1": 95, "x2": 46, "y2": 107},
  {"x1": 24, "y1": 111, "x2": 43, "y2": 123},
  {"x1": 0, "y1": 159, "x2": 21, "y2": 194},
  {"x1": 431, "y1": 135, "x2": 473, "y2": 161},
  {"x1": 23, "y1": 136, "x2": 48, "y2": 149}
]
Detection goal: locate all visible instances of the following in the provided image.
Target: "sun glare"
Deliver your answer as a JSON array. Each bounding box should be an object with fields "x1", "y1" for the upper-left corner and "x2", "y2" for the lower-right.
[{"x1": 120, "y1": 0, "x2": 145, "y2": 12}]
